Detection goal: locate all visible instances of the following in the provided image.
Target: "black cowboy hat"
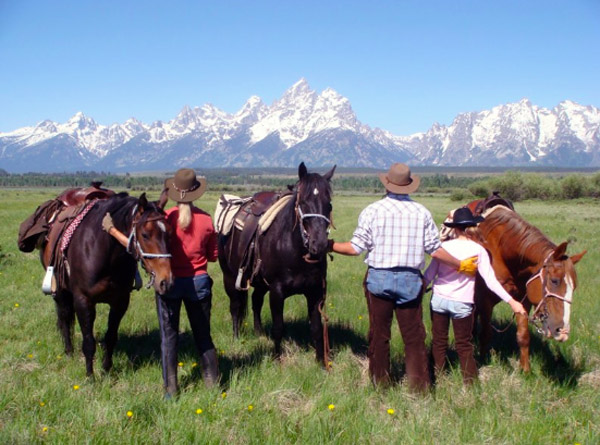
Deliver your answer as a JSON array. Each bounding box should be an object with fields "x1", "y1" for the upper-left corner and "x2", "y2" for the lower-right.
[{"x1": 443, "y1": 207, "x2": 484, "y2": 228}]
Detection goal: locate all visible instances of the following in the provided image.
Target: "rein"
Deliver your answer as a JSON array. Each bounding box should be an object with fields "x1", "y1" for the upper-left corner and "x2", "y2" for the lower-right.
[{"x1": 126, "y1": 204, "x2": 172, "y2": 288}]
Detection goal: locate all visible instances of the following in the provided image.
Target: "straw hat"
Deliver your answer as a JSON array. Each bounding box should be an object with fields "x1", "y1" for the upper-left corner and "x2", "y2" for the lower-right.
[
  {"x1": 164, "y1": 168, "x2": 207, "y2": 203},
  {"x1": 378, "y1": 163, "x2": 420, "y2": 194}
]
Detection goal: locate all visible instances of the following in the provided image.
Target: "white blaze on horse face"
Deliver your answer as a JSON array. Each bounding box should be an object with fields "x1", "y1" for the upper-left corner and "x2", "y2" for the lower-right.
[
  {"x1": 562, "y1": 274, "x2": 574, "y2": 333},
  {"x1": 313, "y1": 187, "x2": 319, "y2": 196},
  {"x1": 157, "y1": 221, "x2": 167, "y2": 233}
]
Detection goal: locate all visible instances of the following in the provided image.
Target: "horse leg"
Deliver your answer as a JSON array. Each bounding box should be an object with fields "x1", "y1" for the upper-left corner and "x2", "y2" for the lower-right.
[
  {"x1": 305, "y1": 291, "x2": 324, "y2": 363},
  {"x1": 251, "y1": 287, "x2": 267, "y2": 336},
  {"x1": 102, "y1": 296, "x2": 130, "y2": 373},
  {"x1": 269, "y1": 289, "x2": 285, "y2": 359},
  {"x1": 54, "y1": 290, "x2": 75, "y2": 356},
  {"x1": 515, "y1": 311, "x2": 531, "y2": 372},
  {"x1": 73, "y1": 295, "x2": 97, "y2": 377},
  {"x1": 223, "y1": 272, "x2": 247, "y2": 338}
]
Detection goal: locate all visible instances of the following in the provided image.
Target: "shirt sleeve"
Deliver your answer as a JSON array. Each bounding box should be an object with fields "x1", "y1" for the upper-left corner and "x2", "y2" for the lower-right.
[
  {"x1": 424, "y1": 258, "x2": 439, "y2": 286},
  {"x1": 205, "y1": 224, "x2": 219, "y2": 262},
  {"x1": 423, "y1": 211, "x2": 442, "y2": 255},
  {"x1": 349, "y1": 207, "x2": 373, "y2": 254},
  {"x1": 477, "y1": 246, "x2": 513, "y2": 302}
]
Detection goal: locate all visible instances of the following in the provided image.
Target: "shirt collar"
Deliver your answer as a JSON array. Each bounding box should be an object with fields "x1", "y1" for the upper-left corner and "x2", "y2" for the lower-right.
[{"x1": 386, "y1": 192, "x2": 412, "y2": 201}]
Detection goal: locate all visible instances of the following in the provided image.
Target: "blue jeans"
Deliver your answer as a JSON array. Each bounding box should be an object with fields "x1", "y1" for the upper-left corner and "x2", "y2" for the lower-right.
[
  {"x1": 366, "y1": 267, "x2": 423, "y2": 305},
  {"x1": 164, "y1": 274, "x2": 213, "y2": 302},
  {"x1": 430, "y1": 294, "x2": 473, "y2": 319}
]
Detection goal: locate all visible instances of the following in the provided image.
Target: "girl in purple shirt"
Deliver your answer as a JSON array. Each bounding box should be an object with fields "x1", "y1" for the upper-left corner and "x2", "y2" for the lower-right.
[{"x1": 424, "y1": 208, "x2": 526, "y2": 384}]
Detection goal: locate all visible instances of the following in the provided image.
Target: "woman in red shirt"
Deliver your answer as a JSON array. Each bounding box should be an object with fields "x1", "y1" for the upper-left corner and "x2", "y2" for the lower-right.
[{"x1": 103, "y1": 168, "x2": 219, "y2": 397}]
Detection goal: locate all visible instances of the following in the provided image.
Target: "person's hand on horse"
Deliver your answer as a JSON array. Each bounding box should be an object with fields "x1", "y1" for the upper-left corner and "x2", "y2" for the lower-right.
[
  {"x1": 458, "y1": 256, "x2": 478, "y2": 276},
  {"x1": 102, "y1": 213, "x2": 115, "y2": 233},
  {"x1": 508, "y1": 298, "x2": 527, "y2": 316}
]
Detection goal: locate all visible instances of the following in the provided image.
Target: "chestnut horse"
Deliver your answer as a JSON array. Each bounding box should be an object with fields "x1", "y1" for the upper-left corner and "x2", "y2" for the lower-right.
[
  {"x1": 467, "y1": 203, "x2": 586, "y2": 371},
  {"x1": 218, "y1": 163, "x2": 335, "y2": 364},
  {"x1": 41, "y1": 192, "x2": 173, "y2": 376}
]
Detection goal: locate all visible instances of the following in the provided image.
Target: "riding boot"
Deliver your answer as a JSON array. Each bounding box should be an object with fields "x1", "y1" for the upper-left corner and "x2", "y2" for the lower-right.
[
  {"x1": 452, "y1": 314, "x2": 478, "y2": 385},
  {"x1": 200, "y1": 348, "x2": 219, "y2": 388},
  {"x1": 431, "y1": 311, "x2": 450, "y2": 375},
  {"x1": 156, "y1": 294, "x2": 182, "y2": 397}
]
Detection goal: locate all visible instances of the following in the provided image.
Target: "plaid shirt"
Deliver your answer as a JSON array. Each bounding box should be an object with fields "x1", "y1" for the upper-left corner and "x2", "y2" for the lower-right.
[{"x1": 350, "y1": 194, "x2": 441, "y2": 270}]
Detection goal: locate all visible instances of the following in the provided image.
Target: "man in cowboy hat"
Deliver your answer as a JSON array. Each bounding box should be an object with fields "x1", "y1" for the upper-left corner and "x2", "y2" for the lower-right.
[
  {"x1": 103, "y1": 168, "x2": 219, "y2": 397},
  {"x1": 330, "y1": 163, "x2": 477, "y2": 391}
]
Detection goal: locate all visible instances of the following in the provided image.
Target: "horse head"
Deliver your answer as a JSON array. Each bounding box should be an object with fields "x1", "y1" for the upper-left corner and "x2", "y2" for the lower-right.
[
  {"x1": 528, "y1": 241, "x2": 587, "y2": 341},
  {"x1": 133, "y1": 193, "x2": 173, "y2": 295},
  {"x1": 295, "y1": 162, "x2": 336, "y2": 261}
]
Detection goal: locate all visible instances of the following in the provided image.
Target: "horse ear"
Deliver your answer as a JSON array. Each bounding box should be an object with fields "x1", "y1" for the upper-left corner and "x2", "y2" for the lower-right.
[
  {"x1": 570, "y1": 250, "x2": 587, "y2": 265},
  {"x1": 157, "y1": 188, "x2": 169, "y2": 210},
  {"x1": 323, "y1": 165, "x2": 336, "y2": 181},
  {"x1": 553, "y1": 242, "x2": 568, "y2": 260},
  {"x1": 138, "y1": 193, "x2": 148, "y2": 210},
  {"x1": 298, "y1": 162, "x2": 308, "y2": 179}
]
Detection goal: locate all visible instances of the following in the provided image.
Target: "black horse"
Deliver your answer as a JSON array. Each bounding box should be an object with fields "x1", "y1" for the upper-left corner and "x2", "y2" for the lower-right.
[
  {"x1": 41, "y1": 192, "x2": 173, "y2": 376},
  {"x1": 219, "y1": 163, "x2": 335, "y2": 363}
]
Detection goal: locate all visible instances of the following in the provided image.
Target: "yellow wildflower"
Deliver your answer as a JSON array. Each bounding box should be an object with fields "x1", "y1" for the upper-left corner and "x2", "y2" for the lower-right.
[
  {"x1": 126, "y1": 411, "x2": 133, "y2": 418},
  {"x1": 328, "y1": 404, "x2": 335, "y2": 411},
  {"x1": 387, "y1": 408, "x2": 395, "y2": 415},
  {"x1": 247, "y1": 405, "x2": 254, "y2": 412},
  {"x1": 196, "y1": 408, "x2": 203, "y2": 414},
  {"x1": 73, "y1": 385, "x2": 80, "y2": 391}
]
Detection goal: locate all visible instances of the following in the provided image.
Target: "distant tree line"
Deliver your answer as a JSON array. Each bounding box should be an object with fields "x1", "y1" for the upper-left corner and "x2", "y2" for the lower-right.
[{"x1": 1, "y1": 170, "x2": 599, "y2": 200}]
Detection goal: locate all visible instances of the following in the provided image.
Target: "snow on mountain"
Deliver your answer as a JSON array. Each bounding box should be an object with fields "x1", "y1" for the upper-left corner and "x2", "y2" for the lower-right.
[{"x1": 1, "y1": 79, "x2": 599, "y2": 172}]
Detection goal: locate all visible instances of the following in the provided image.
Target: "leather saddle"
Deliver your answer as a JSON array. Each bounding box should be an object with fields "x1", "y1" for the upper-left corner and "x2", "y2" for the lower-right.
[
  {"x1": 471, "y1": 191, "x2": 514, "y2": 216},
  {"x1": 229, "y1": 191, "x2": 288, "y2": 290},
  {"x1": 57, "y1": 181, "x2": 115, "y2": 207}
]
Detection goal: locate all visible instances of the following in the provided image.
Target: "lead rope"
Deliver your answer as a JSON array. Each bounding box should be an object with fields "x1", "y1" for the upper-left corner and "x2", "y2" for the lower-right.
[{"x1": 318, "y1": 276, "x2": 331, "y2": 371}]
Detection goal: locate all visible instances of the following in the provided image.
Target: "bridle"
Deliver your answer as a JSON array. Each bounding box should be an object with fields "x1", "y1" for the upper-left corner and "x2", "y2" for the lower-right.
[
  {"x1": 294, "y1": 185, "x2": 332, "y2": 263},
  {"x1": 126, "y1": 204, "x2": 172, "y2": 288},
  {"x1": 525, "y1": 252, "x2": 572, "y2": 335}
]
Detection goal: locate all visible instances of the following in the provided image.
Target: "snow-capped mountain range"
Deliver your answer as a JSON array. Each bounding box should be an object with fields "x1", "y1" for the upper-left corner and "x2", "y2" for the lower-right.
[{"x1": 1, "y1": 78, "x2": 599, "y2": 172}]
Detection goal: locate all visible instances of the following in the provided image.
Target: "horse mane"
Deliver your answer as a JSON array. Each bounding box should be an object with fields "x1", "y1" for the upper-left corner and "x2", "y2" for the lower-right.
[{"x1": 480, "y1": 206, "x2": 555, "y2": 261}]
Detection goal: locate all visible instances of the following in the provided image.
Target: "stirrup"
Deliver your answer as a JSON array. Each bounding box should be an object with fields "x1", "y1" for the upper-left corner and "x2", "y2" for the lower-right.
[
  {"x1": 42, "y1": 266, "x2": 56, "y2": 295},
  {"x1": 235, "y1": 268, "x2": 250, "y2": 291}
]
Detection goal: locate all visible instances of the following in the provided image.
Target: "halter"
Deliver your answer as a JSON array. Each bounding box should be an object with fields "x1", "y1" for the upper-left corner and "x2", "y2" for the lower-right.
[
  {"x1": 294, "y1": 186, "x2": 332, "y2": 263},
  {"x1": 126, "y1": 204, "x2": 172, "y2": 288},
  {"x1": 526, "y1": 251, "x2": 572, "y2": 335}
]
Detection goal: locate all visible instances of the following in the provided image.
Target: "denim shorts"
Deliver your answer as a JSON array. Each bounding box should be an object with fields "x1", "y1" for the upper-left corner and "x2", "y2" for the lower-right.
[
  {"x1": 430, "y1": 294, "x2": 473, "y2": 319},
  {"x1": 366, "y1": 267, "x2": 423, "y2": 305},
  {"x1": 165, "y1": 274, "x2": 213, "y2": 302}
]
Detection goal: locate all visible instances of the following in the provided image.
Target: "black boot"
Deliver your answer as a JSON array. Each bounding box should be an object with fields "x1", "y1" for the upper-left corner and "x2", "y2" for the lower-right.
[{"x1": 200, "y1": 348, "x2": 219, "y2": 387}]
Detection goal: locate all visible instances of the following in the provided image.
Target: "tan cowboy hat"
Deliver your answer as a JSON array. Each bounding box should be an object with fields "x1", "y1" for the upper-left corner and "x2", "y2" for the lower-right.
[
  {"x1": 164, "y1": 168, "x2": 207, "y2": 203},
  {"x1": 378, "y1": 163, "x2": 420, "y2": 194}
]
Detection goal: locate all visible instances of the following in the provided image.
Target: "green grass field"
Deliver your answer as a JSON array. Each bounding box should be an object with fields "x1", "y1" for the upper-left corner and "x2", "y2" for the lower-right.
[{"x1": 1, "y1": 189, "x2": 599, "y2": 443}]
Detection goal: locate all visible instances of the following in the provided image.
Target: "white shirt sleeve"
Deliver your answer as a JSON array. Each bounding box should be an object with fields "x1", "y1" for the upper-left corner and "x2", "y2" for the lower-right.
[{"x1": 476, "y1": 245, "x2": 513, "y2": 302}]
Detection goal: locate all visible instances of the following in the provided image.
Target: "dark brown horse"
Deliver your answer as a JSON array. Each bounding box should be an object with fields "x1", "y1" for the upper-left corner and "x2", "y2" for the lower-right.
[
  {"x1": 468, "y1": 203, "x2": 586, "y2": 371},
  {"x1": 218, "y1": 163, "x2": 335, "y2": 363},
  {"x1": 41, "y1": 192, "x2": 173, "y2": 376}
]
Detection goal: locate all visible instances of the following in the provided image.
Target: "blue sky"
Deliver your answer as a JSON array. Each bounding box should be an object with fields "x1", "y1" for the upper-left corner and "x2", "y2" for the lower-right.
[{"x1": 1, "y1": 0, "x2": 599, "y2": 135}]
